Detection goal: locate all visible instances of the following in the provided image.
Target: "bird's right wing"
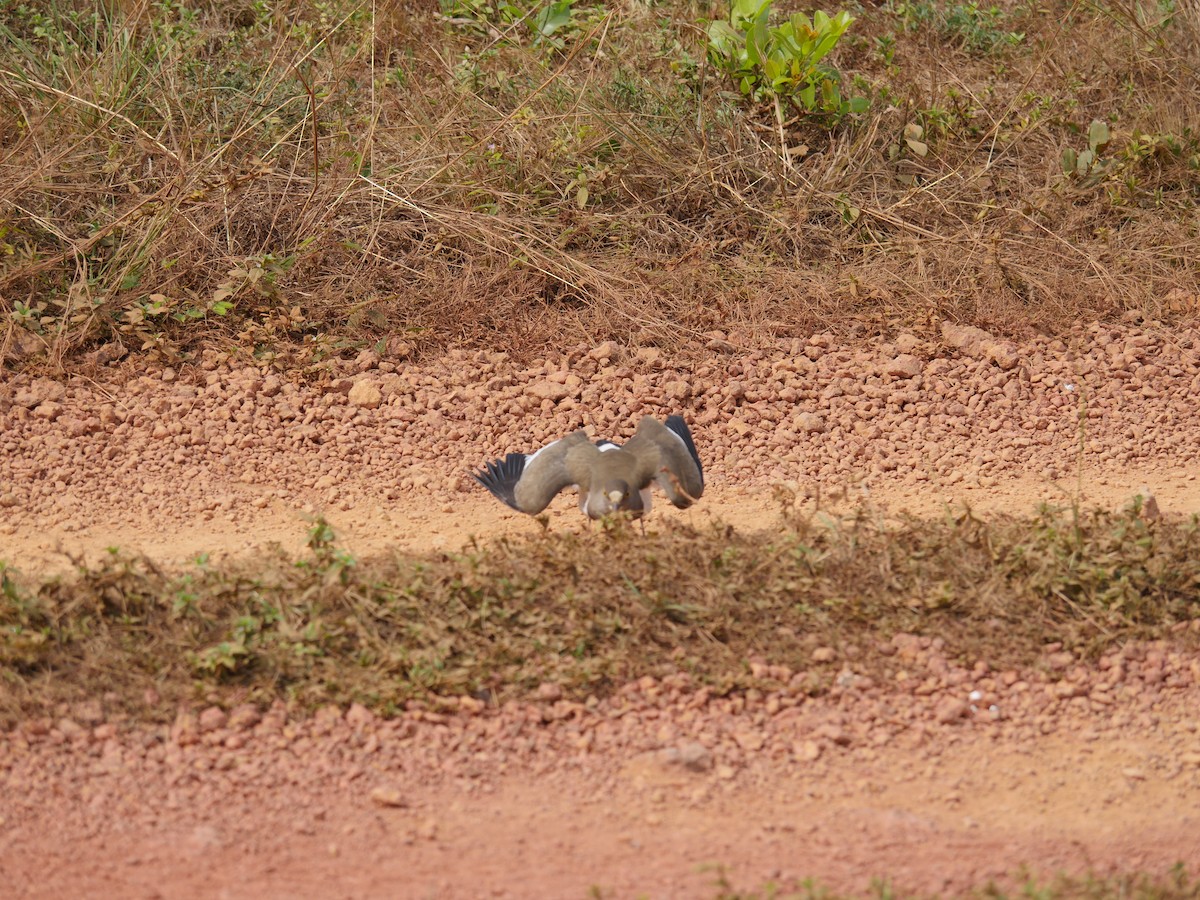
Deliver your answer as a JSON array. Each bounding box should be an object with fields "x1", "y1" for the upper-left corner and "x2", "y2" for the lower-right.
[
  {"x1": 473, "y1": 430, "x2": 596, "y2": 515},
  {"x1": 626, "y1": 416, "x2": 705, "y2": 509}
]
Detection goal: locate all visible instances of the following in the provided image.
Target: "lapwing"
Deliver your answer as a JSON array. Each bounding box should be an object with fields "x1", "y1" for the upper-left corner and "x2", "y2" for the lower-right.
[{"x1": 473, "y1": 415, "x2": 704, "y2": 522}]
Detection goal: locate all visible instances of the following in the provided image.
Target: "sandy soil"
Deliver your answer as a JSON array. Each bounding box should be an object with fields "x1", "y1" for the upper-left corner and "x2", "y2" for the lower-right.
[
  {"x1": 3, "y1": 319, "x2": 1200, "y2": 896},
  {"x1": 2, "y1": 645, "x2": 1200, "y2": 898}
]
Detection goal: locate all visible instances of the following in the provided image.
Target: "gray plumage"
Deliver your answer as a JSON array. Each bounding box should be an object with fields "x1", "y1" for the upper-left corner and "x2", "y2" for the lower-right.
[{"x1": 473, "y1": 415, "x2": 704, "y2": 520}]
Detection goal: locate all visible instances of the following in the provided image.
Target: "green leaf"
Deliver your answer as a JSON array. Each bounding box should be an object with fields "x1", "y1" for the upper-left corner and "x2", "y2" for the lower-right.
[
  {"x1": 1061, "y1": 147, "x2": 1078, "y2": 175},
  {"x1": 746, "y1": 17, "x2": 769, "y2": 66},
  {"x1": 813, "y1": 32, "x2": 841, "y2": 60},
  {"x1": 731, "y1": 0, "x2": 765, "y2": 26},
  {"x1": 1088, "y1": 119, "x2": 1111, "y2": 153},
  {"x1": 821, "y1": 78, "x2": 841, "y2": 111},
  {"x1": 533, "y1": 0, "x2": 572, "y2": 38},
  {"x1": 847, "y1": 96, "x2": 870, "y2": 114},
  {"x1": 707, "y1": 20, "x2": 741, "y2": 57}
]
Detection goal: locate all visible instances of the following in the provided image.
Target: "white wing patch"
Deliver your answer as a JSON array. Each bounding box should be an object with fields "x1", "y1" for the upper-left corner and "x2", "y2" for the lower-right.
[{"x1": 524, "y1": 438, "x2": 560, "y2": 466}]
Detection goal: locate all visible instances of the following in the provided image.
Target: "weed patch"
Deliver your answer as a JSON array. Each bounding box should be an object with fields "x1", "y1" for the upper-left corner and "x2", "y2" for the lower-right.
[
  {"x1": 2, "y1": 504, "x2": 1197, "y2": 720},
  {"x1": 697, "y1": 862, "x2": 1200, "y2": 899}
]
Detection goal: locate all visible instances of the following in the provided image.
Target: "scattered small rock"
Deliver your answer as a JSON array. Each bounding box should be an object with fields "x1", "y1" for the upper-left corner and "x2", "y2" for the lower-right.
[
  {"x1": 935, "y1": 698, "x2": 969, "y2": 725},
  {"x1": 171, "y1": 711, "x2": 200, "y2": 746},
  {"x1": 354, "y1": 349, "x2": 380, "y2": 372},
  {"x1": 536, "y1": 682, "x2": 564, "y2": 703},
  {"x1": 188, "y1": 825, "x2": 223, "y2": 850},
  {"x1": 796, "y1": 413, "x2": 825, "y2": 434},
  {"x1": 72, "y1": 700, "x2": 105, "y2": 727},
  {"x1": 796, "y1": 740, "x2": 822, "y2": 762},
  {"x1": 663, "y1": 742, "x2": 714, "y2": 773},
  {"x1": 370, "y1": 787, "x2": 408, "y2": 808},
  {"x1": 941, "y1": 322, "x2": 995, "y2": 356},
  {"x1": 33, "y1": 401, "x2": 63, "y2": 421},
  {"x1": 15, "y1": 377, "x2": 66, "y2": 408},
  {"x1": 416, "y1": 818, "x2": 439, "y2": 841},
  {"x1": 677, "y1": 742, "x2": 713, "y2": 772},
  {"x1": 348, "y1": 379, "x2": 383, "y2": 409},
  {"x1": 198, "y1": 706, "x2": 228, "y2": 733},
  {"x1": 385, "y1": 337, "x2": 412, "y2": 359},
  {"x1": 588, "y1": 340, "x2": 620, "y2": 362},
  {"x1": 705, "y1": 332, "x2": 736, "y2": 353},
  {"x1": 885, "y1": 354, "x2": 923, "y2": 379},
  {"x1": 814, "y1": 724, "x2": 850, "y2": 746},
  {"x1": 635, "y1": 347, "x2": 663, "y2": 368},
  {"x1": 346, "y1": 703, "x2": 376, "y2": 729},
  {"x1": 528, "y1": 381, "x2": 571, "y2": 403},
  {"x1": 56, "y1": 718, "x2": 85, "y2": 739},
  {"x1": 85, "y1": 342, "x2": 127, "y2": 367},
  {"x1": 733, "y1": 731, "x2": 765, "y2": 752},
  {"x1": 983, "y1": 341, "x2": 1020, "y2": 371}
]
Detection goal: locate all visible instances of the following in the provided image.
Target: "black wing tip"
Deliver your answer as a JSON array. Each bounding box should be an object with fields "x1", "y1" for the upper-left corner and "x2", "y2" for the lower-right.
[
  {"x1": 472, "y1": 452, "x2": 527, "y2": 512},
  {"x1": 663, "y1": 416, "x2": 704, "y2": 487}
]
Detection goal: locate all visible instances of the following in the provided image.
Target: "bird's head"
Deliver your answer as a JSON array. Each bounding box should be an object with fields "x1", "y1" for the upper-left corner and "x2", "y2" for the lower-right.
[{"x1": 586, "y1": 479, "x2": 632, "y2": 518}]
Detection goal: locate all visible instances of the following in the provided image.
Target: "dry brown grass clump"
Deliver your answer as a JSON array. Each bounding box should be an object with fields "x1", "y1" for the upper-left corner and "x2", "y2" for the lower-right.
[
  {"x1": 1, "y1": 0, "x2": 1199, "y2": 368},
  {"x1": 2, "y1": 502, "x2": 1197, "y2": 719}
]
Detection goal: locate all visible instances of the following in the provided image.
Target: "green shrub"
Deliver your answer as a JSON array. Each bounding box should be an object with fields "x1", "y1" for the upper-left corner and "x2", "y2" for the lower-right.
[{"x1": 707, "y1": 0, "x2": 868, "y2": 125}]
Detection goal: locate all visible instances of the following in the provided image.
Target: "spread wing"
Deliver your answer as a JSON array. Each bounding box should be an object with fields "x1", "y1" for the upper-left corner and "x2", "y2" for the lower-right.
[
  {"x1": 472, "y1": 430, "x2": 597, "y2": 515},
  {"x1": 623, "y1": 415, "x2": 704, "y2": 509}
]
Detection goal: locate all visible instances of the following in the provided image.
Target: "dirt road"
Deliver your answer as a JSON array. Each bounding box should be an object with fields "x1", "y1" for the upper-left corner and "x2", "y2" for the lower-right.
[{"x1": 3, "y1": 321, "x2": 1200, "y2": 896}]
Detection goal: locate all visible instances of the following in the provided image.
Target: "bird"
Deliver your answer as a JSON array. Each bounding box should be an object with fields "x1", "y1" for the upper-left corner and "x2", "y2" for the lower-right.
[{"x1": 472, "y1": 415, "x2": 704, "y2": 522}]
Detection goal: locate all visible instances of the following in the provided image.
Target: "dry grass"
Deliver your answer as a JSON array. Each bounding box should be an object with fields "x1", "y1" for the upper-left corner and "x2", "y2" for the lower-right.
[
  {"x1": 1, "y1": 0, "x2": 1198, "y2": 368},
  {"x1": 2, "y1": 501, "x2": 1197, "y2": 721}
]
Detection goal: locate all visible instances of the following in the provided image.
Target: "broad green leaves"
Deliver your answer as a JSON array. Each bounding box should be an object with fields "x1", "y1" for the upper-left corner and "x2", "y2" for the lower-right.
[
  {"x1": 1061, "y1": 119, "x2": 1112, "y2": 180},
  {"x1": 707, "y1": 2, "x2": 868, "y2": 125}
]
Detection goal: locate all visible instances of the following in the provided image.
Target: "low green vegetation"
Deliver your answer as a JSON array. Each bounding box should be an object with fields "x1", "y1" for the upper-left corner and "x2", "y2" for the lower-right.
[
  {"x1": 696, "y1": 861, "x2": 1200, "y2": 898},
  {"x1": 706, "y1": 1, "x2": 868, "y2": 129},
  {"x1": 2, "y1": 502, "x2": 1197, "y2": 720}
]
